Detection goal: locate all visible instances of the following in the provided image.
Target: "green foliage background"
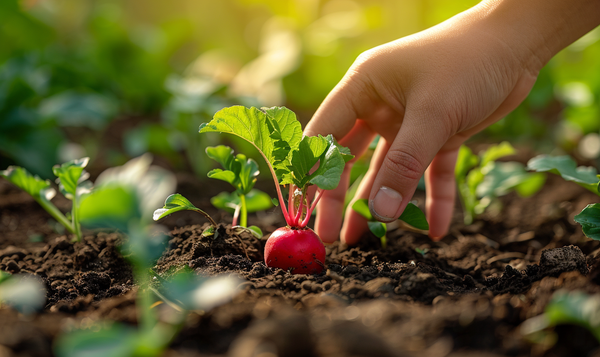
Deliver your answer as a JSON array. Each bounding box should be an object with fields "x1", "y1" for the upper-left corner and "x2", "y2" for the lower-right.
[{"x1": 1, "y1": 0, "x2": 599, "y2": 178}]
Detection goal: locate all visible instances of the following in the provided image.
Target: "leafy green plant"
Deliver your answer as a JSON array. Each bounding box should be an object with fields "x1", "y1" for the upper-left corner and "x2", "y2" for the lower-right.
[
  {"x1": 1, "y1": 157, "x2": 91, "y2": 241},
  {"x1": 527, "y1": 155, "x2": 600, "y2": 240},
  {"x1": 0, "y1": 271, "x2": 46, "y2": 315},
  {"x1": 206, "y1": 145, "x2": 271, "y2": 229},
  {"x1": 153, "y1": 193, "x2": 218, "y2": 227},
  {"x1": 351, "y1": 199, "x2": 429, "y2": 249},
  {"x1": 199, "y1": 105, "x2": 352, "y2": 274},
  {"x1": 455, "y1": 142, "x2": 546, "y2": 225},
  {"x1": 56, "y1": 155, "x2": 243, "y2": 357},
  {"x1": 521, "y1": 290, "x2": 600, "y2": 346}
]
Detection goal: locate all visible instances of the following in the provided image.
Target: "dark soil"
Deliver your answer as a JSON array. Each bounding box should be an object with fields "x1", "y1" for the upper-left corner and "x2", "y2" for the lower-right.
[{"x1": 1, "y1": 173, "x2": 600, "y2": 357}]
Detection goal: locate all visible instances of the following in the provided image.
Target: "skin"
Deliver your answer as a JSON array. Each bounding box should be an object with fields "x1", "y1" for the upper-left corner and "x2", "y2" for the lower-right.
[{"x1": 304, "y1": 0, "x2": 600, "y2": 245}]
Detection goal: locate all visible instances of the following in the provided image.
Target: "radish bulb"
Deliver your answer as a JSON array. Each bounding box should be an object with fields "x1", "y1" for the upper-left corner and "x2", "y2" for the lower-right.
[{"x1": 264, "y1": 227, "x2": 326, "y2": 274}]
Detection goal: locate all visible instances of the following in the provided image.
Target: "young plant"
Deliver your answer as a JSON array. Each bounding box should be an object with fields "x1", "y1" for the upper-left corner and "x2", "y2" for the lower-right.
[
  {"x1": 56, "y1": 155, "x2": 243, "y2": 357},
  {"x1": 206, "y1": 145, "x2": 271, "y2": 235},
  {"x1": 199, "y1": 106, "x2": 353, "y2": 274},
  {"x1": 455, "y1": 142, "x2": 546, "y2": 225},
  {"x1": 351, "y1": 199, "x2": 429, "y2": 249},
  {"x1": 527, "y1": 155, "x2": 600, "y2": 240},
  {"x1": 1, "y1": 157, "x2": 91, "y2": 241},
  {"x1": 0, "y1": 271, "x2": 46, "y2": 315},
  {"x1": 520, "y1": 290, "x2": 600, "y2": 344}
]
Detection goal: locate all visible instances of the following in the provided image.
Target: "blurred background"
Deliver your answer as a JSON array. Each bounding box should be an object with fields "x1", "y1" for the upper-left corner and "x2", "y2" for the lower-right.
[{"x1": 1, "y1": 0, "x2": 599, "y2": 179}]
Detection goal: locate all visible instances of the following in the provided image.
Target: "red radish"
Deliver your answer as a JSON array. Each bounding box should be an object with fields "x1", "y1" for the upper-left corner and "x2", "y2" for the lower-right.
[
  {"x1": 264, "y1": 227, "x2": 326, "y2": 274},
  {"x1": 199, "y1": 106, "x2": 354, "y2": 275}
]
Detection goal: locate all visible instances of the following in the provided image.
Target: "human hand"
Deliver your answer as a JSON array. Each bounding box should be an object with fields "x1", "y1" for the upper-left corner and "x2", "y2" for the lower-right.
[{"x1": 304, "y1": 0, "x2": 600, "y2": 245}]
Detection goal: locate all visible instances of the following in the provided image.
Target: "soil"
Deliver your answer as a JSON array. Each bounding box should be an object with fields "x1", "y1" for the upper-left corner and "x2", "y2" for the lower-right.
[{"x1": 1, "y1": 172, "x2": 600, "y2": 357}]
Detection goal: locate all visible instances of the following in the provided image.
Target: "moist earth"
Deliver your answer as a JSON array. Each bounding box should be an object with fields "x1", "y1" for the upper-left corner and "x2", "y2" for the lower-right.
[{"x1": 1, "y1": 174, "x2": 600, "y2": 357}]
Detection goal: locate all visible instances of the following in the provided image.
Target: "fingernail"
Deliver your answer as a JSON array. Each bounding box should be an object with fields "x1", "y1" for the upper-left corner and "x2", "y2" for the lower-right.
[{"x1": 370, "y1": 186, "x2": 402, "y2": 222}]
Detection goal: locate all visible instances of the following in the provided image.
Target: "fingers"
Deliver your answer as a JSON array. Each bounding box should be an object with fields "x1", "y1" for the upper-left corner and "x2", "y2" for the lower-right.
[
  {"x1": 425, "y1": 148, "x2": 459, "y2": 241},
  {"x1": 369, "y1": 108, "x2": 449, "y2": 224},
  {"x1": 304, "y1": 77, "x2": 362, "y2": 139},
  {"x1": 314, "y1": 120, "x2": 376, "y2": 243},
  {"x1": 342, "y1": 138, "x2": 391, "y2": 245}
]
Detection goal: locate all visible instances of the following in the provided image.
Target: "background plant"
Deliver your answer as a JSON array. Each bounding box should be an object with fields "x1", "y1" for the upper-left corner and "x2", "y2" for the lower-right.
[
  {"x1": 1, "y1": 157, "x2": 91, "y2": 241},
  {"x1": 455, "y1": 142, "x2": 546, "y2": 225},
  {"x1": 351, "y1": 198, "x2": 429, "y2": 249},
  {"x1": 55, "y1": 155, "x2": 243, "y2": 357},
  {"x1": 527, "y1": 155, "x2": 600, "y2": 240},
  {"x1": 205, "y1": 145, "x2": 272, "y2": 229}
]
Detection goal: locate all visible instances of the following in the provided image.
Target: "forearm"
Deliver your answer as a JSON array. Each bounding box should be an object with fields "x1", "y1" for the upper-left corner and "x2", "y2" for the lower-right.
[{"x1": 478, "y1": 0, "x2": 600, "y2": 71}]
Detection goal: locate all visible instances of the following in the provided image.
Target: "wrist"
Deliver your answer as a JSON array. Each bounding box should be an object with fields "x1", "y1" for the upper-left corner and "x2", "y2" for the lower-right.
[{"x1": 476, "y1": 0, "x2": 600, "y2": 73}]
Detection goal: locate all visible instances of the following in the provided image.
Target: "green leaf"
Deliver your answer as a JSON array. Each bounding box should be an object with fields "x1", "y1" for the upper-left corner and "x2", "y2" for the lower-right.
[
  {"x1": 54, "y1": 323, "x2": 139, "y2": 357},
  {"x1": 367, "y1": 221, "x2": 387, "y2": 238},
  {"x1": 207, "y1": 169, "x2": 237, "y2": 185},
  {"x1": 80, "y1": 186, "x2": 141, "y2": 231},
  {"x1": 153, "y1": 193, "x2": 200, "y2": 221},
  {"x1": 527, "y1": 155, "x2": 600, "y2": 194},
  {"x1": 205, "y1": 145, "x2": 234, "y2": 169},
  {"x1": 352, "y1": 199, "x2": 373, "y2": 220},
  {"x1": 237, "y1": 155, "x2": 259, "y2": 194},
  {"x1": 201, "y1": 106, "x2": 352, "y2": 193},
  {"x1": 574, "y1": 203, "x2": 600, "y2": 240},
  {"x1": 515, "y1": 173, "x2": 546, "y2": 197},
  {"x1": 200, "y1": 106, "x2": 275, "y2": 167},
  {"x1": 0, "y1": 275, "x2": 46, "y2": 315},
  {"x1": 287, "y1": 134, "x2": 352, "y2": 190},
  {"x1": 52, "y1": 157, "x2": 90, "y2": 199},
  {"x1": 399, "y1": 203, "x2": 429, "y2": 230},
  {"x1": 480, "y1": 142, "x2": 515, "y2": 167},
  {"x1": 247, "y1": 225, "x2": 263, "y2": 238},
  {"x1": 455, "y1": 146, "x2": 479, "y2": 180},
  {"x1": 1, "y1": 166, "x2": 56, "y2": 201},
  {"x1": 477, "y1": 162, "x2": 545, "y2": 198},
  {"x1": 544, "y1": 291, "x2": 600, "y2": 341},
  {"x1": 263, "y1": 106, "x2": 303, "y2": 173},
  {"x1": 286, "y1": 135, "x2": 329, "y2": 187},
  {"x1": 0, "y1": 271, "x2": 10, "y2": 284},
  {"x1": 160, "y1": 271, "x2": 244, "y2": 311},
  {"x1": 308, "y1": 135, "x2": 351, "y2": 190},
  {"x1": 210, "y1": 190, "x2": 272, "y2": 214}
]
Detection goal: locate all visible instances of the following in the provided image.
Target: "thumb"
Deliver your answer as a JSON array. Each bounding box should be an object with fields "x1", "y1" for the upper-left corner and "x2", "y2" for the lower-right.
[{"x1": 368, "y1": 110, "x2": 449, "y2": 222}]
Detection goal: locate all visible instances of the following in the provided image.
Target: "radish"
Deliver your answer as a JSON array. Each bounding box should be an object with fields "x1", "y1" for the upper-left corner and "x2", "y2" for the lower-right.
[
  {"x1": 264, "y1": 227, "x2": 325, "y2": 274},
  {"x1": 200, "y1": 106, "x2": 353, "y2": 274}
]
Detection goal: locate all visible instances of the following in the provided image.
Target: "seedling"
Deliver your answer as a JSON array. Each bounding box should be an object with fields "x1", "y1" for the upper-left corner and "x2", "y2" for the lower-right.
[
  {"x1": 56, "y1": 155, "x2": 242, "y2": 357},
  {"x1": 200, "y1": 106, "x2": 353, "y2": 274},
  {"x1": 455, "y1": 143, "x2": 545, "y2": 225},
  {"x1": 154, "y1": 193, "x2": 218, "y2": 226},
  {"x1": 527, "y1": 155, "x2": 600, "y2": 240},
  {"x1": 521, "y1": 290, "x2": 600, "y2": 345},
  {"x1": 1, "y1": 157, "x2": 91, "y2": 241},
  {"x1": 0, "y1": 271, "x2": 46, "y2": 315},
  {"x1": 206, "y1": 145, "x2": 271, "y2": 235},
  {"x1": 351, "y1": 199, "x2": 429, "y2": 249}
]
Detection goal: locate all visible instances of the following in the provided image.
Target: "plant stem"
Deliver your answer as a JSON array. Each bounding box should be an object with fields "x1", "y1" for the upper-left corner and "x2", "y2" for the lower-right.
[
  {"x1": 240, "y1": 194, "x2": 247, "y2": 227},
  {"x1": 300, "y1": 189, "x2": 325, "y2": 228},
  {"x1": 71, "y1": 195, "x2": 82, "y2": 242},
  {"x1": 35, "y1": 197, "x2": 75, "y2": 235},
  {"x1": 293, "y1": 191, "x2": 305, "y2": 227},
  {"x1": 288, "y1": 186, "x2": 295, "y2": 223},
  {"x1": 232, "y1": 204, "x2": 240, "y2": 226},
  {"x1": 193, "y1": 208, "x2": 218, "y2": 227},
  {"x1": 136, "y1": 267, "x2": 156, "y2": 333}
]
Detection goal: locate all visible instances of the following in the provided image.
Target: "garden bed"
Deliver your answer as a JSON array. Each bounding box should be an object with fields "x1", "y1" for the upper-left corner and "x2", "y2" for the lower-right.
[{"x1": 1, "y1": 173, "x2": 600, "y2": 357}]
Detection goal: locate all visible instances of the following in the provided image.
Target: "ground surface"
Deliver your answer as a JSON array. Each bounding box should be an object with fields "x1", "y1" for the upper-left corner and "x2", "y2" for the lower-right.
[{"x1": 1, "y1": 172, "x2": 600, "y2": 357}]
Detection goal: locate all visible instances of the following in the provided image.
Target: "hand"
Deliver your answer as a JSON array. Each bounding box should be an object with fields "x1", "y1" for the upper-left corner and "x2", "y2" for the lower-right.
[{"x1": 304, "y1": 0, "x2": 600, "y2": 245}]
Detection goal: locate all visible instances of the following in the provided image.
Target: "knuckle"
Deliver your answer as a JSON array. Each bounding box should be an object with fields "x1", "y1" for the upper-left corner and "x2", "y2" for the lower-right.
[{"x1": 384, "y1": 148, "x2": 424, "y2": 181}]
